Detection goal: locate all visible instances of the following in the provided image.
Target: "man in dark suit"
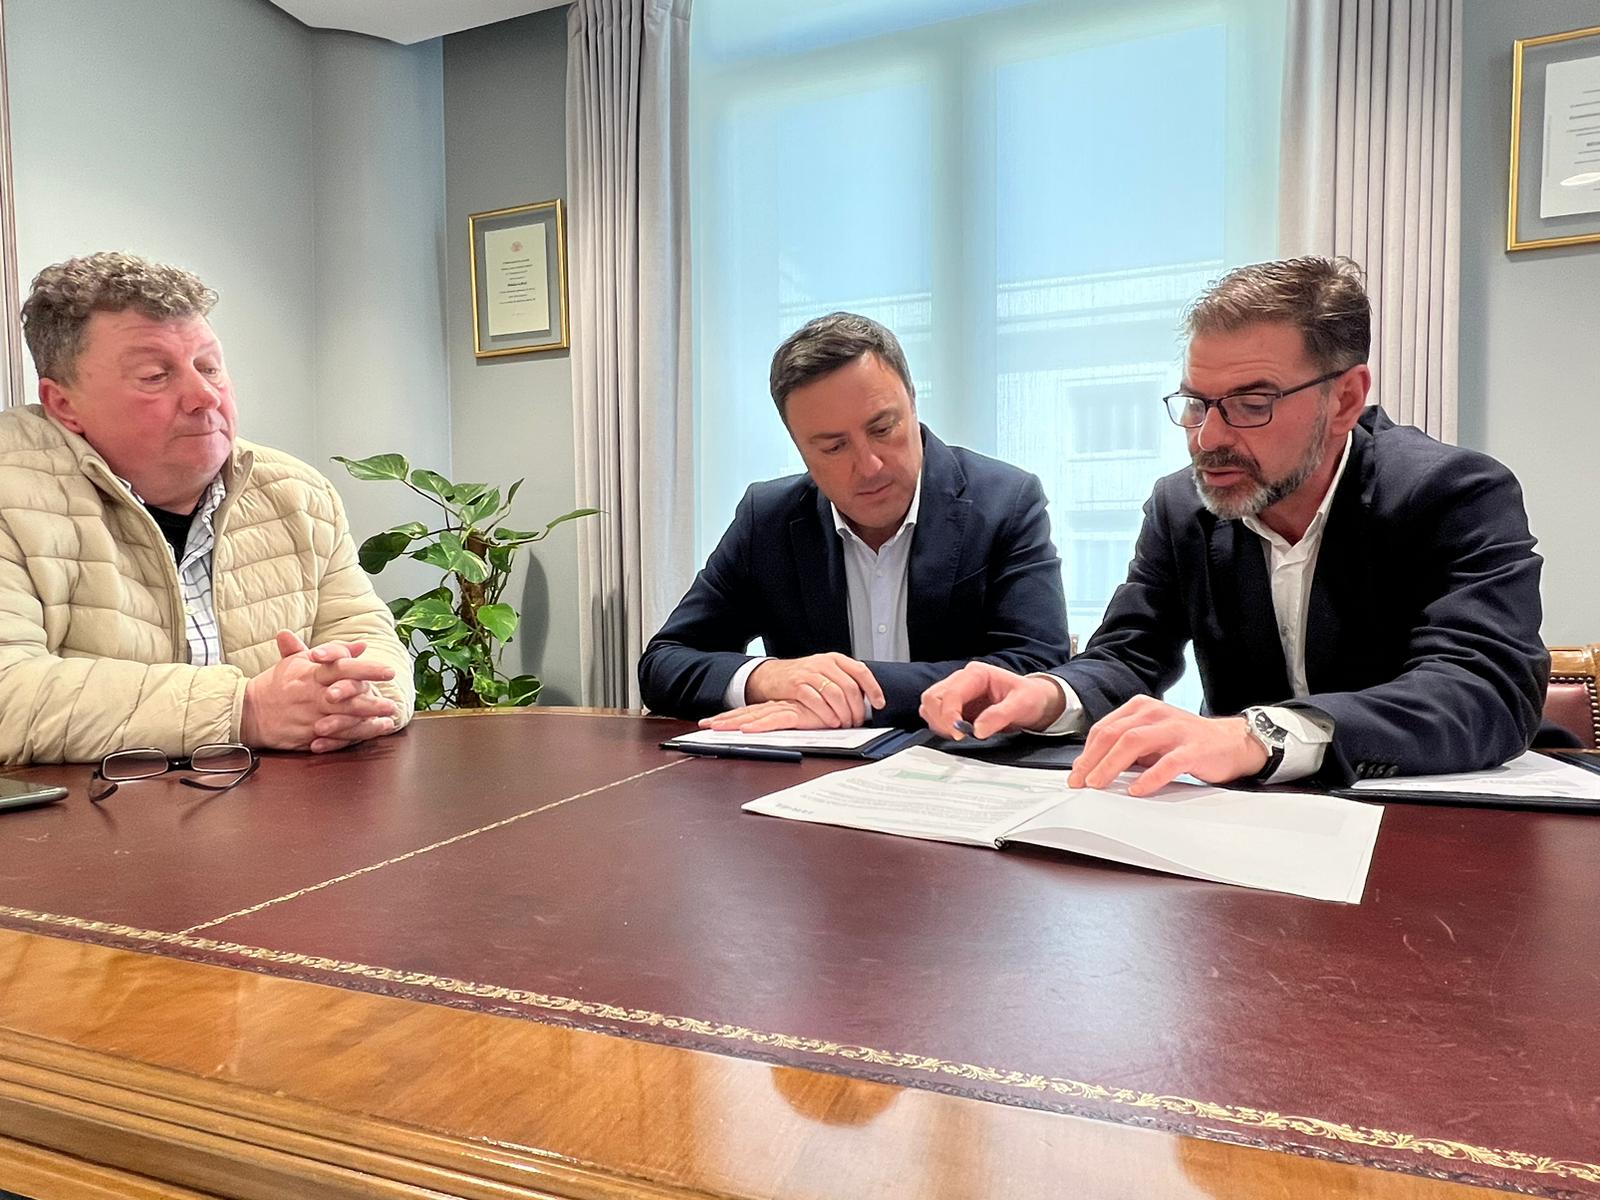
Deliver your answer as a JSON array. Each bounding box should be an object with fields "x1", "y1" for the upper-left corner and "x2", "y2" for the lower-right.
[
  {"x1": 921, "y1": 257, "x2": 1548, "y2": 792},
  {"x1": 640, "y1": 312, "x2": 1071, "y2": 730}
]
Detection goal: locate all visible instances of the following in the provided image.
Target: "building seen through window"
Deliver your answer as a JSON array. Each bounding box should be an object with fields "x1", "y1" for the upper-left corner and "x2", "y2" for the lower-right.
[{"x1": 692, "y1": 0, "x2": 1286, "y2": 707}]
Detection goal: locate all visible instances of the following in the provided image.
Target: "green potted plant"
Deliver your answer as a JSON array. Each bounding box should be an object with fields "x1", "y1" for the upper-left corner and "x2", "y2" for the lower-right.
[{"x1": 334, "y1": 453, "x2": 596, "y2": 710}]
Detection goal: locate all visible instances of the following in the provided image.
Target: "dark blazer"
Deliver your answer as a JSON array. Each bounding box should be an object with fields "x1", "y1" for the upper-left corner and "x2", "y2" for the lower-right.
[
  {"x1": 1053, "y1": 407, "x2": 1549, "y2": 787},
  {"x1": 639, "y1": 427, "x2": 1071, "y2": 726}
]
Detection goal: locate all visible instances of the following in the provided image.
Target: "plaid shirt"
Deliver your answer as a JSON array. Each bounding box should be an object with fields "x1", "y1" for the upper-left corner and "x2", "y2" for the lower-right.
[{"x1": 125, "y1": 475, "x2": 227, "y2": 667}]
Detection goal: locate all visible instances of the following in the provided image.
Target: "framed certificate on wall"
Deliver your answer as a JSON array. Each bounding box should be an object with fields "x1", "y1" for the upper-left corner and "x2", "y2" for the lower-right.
[
  {"x1": 469, "y1": 199, "x2": 570, "y2": 356},
  {"x1": 1508, "y1": 24, "x2": 1600, "y2": 252}
]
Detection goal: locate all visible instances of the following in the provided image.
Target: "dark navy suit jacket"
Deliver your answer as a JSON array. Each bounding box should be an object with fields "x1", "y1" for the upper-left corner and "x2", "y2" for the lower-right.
[
  {"x1": 639, "y1": 427, "x2": 1072, "y2": 726},
  {"x1": 1052, "y1": 407, "x2": 1549, "y2": 787}
]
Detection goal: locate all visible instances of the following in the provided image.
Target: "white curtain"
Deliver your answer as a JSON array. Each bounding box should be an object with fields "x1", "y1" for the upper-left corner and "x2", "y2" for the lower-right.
[
  {"x1": 567, "y1": 0, "x2": 695, "y2": 709},
  {"x1": 1279, "y1": 0, "x2": 1462, "y2": 442},
  {"x1": 0, "y1": 0, "x2": 23, "y2": 408}
]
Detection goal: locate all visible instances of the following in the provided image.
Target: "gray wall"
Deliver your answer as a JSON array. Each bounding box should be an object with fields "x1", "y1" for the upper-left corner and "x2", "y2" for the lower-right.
[
  {"x1": 5, "y1": 0, "x2": 452, "y2": 606},
  {"x1": 309, "y1": 32, "x2": 452, "y2": 601},
  {"x1": 7, "y1": 0, "x2": 319, "y2": 457},
  {"x1": 1460, "y1": 0, "x2": 1600, "y2": 644},
  {"x1": 443, "y1": 7, "x2": 581, "y2": 705}
]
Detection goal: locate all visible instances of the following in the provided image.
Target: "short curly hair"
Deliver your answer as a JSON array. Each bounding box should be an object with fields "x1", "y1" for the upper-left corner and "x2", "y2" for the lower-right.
[{"x1": 22, "y1": 251, "x2": 218, "y2": 383}]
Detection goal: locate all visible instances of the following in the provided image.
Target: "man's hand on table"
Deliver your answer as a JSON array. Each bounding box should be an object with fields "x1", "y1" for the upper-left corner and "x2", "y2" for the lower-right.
[
  {"x1": 1067, "y1": 696, "x2": 1267, "y2": 797},
  {"x1": 744, "y1": 652, "x2": 885, "y2": 728},
  {"x1": 921, "y1": 668, "x2": 1268, "y2": 796},
  {"x1": 699, "y1": 699, "x2": 834, "y2": 733},
  {"x1": 241, "y1": 631, "x2": 402, "y2": 754},
  {"x1": 919, "y1": 662, "x2": 1066, "y2": 738}
]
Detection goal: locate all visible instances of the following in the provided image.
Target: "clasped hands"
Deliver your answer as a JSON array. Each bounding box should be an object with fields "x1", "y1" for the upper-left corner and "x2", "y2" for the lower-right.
[
  {"x1": 918, "y1": 662, "x2": 1266, "y2": 796},
  {"x1": 241, "y1": 631, "x2": 401, "y2": 754},
  {"x1": 700, "y1": 652, "x2": 886, "y2": 732}
]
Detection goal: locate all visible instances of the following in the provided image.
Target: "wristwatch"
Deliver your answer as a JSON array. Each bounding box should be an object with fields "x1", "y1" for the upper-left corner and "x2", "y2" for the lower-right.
[{"x1": 1241, "y1": 706, "x2": 1289, "y2": 781}]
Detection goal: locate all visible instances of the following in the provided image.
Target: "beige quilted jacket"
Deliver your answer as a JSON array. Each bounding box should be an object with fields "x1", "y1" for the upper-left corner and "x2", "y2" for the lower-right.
[{"x1": 0, "y1": 405, "x2": 414, "y2": 764}]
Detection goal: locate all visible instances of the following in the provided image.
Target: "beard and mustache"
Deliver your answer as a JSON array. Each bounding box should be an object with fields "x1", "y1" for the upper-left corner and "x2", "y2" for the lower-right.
[{"x1": 1190, "y1": 400, "x2": 1331, "y2": 520}]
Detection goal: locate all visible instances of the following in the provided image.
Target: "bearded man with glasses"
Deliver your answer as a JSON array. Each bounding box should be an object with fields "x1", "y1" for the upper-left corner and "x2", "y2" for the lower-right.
[{"x1": 922, "y1": 256, "x2": 1549, "y2": 792}]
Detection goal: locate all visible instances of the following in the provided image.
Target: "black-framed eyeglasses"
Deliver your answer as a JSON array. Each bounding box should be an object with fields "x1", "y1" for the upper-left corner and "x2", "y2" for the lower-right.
[
  {"x1": 1162, "y1": 368, "x2": 1347, "y2": 429},
  {"x1": 89, "y1": 743, "x2": 259, "y2": 803}
]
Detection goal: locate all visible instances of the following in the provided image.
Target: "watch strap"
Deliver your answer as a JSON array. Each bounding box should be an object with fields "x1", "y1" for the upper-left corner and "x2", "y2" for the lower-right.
[{"x1": 1249, "y1": 742, "x2": 1285, "y2": 781}]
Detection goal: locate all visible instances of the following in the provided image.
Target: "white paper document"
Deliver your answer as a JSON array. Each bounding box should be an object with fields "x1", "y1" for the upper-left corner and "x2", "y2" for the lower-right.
[
  {"x1": 1350, "y1": 750, "x2": 1600, "y2": 800},
  {"x1": 483, "y1": 225, "x2": 551, "y2": 336},
  {"x1": 669, "y1": 727, "x2": 889, "y2": 750},
  {"x1": 744, "y1": 747, "x2": 1383, "y2": 903},
  {"x1": 1541, "y1": 54, "x2": 1600, "y2": 218}
]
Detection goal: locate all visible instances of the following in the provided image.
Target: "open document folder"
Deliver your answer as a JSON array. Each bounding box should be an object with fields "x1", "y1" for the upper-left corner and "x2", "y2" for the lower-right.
[
  {"x1": 742, "y1": 747, "x2": 1383, "y2": 903},
  {"x1": 1348, "y1": 750, "x2": 1600, "y2": 806},
  {"x1": 665, "y1": 727, "x2": 897, "y2": 753}
]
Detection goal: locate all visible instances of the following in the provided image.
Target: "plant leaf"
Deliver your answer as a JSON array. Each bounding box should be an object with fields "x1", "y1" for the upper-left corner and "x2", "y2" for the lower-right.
[
  {"x1": 435, "y1": 532, "x2": 490, "y2": 584},
  {"x1": 460, "y1": 488, "x2": 501, "y2": 529},
  {"x1": 506, "y1": 478, "x2": 524, "y2": 505},
  {"x1": 410, "y1": 468, "x2": 453, "y2": 500},
  {"x1": 411, "y1": 542, "x2": 452, "y2": 570},
  {"x1": 358, "y1": 530, "x2": 415, "y2": 575},
  {"x1": 419, "y1": 618, "x2": 471, "y2": 643},
  {"x1": 546, "y1": 507, "x2": 601, "y2": 531},
  {"x1": 409, "y1": 539, "x2": 486, "y2": 584},
  {"x1": 435, "y1": 644, "x2": 472, "y2": 671},
  {"x1": 487, "y1": 544, "x2": 515, "y2": 573},
  {"x1": 413, "y1": 654, "x2": 446, "y2": 709},
  {"x1": 397, "y1": 596, "x2": 459, "y2": 631},
  {"x1": 472, "y1": 670, "x2": 506, "y2": 703},
  {"x1": 477, "y1": 603, "x2": 518, "y2": 641},
  {"x1": 497, "y1": 509, "x2": 599, "y2": 544},
  {"x1": 386, "y1": 595, "x2": 413, "y2": 620},
  {"x1": 448, "y1": 482, "x2": 490, "y2": 507},
  {"x1": 333, "y1": 453, "x2": 409, "y2": 482},
  {"x1": 506, "y1": 674, "x2": 542, "y2": 706}
]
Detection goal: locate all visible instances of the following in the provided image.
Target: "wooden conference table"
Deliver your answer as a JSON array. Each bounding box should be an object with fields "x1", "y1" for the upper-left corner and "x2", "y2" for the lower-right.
[{"x1": 0, "y1": 710, "x2": 1596, "y2": 1199}]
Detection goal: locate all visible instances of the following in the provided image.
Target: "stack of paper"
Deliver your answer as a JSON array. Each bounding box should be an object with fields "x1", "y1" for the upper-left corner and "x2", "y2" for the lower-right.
[
  {"x1": 1349, "y1": 751, "x2": 1600, "y2": 801},
  {"x1": 668, "y1": 728, "x2": 890, "y2": 751}
]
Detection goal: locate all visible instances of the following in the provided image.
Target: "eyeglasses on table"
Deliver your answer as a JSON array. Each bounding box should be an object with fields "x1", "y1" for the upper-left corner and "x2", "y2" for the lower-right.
[{"x1": 89, "y1": 743, "x2": 260, "y2": 803}]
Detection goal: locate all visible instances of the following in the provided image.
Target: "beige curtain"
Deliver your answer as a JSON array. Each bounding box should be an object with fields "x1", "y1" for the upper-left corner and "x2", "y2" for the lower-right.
[
  {"x1": 1280, "y1": 0, "x2": 1462, "y2": 442},
  {"x1": 567, "y1": 0, "x2": 695, "y2": 709}
]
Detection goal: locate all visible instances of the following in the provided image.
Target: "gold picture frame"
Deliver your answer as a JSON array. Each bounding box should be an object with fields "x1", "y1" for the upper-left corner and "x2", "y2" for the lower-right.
[
  {"x1": 469, "y1": 199, "x2": 570, "y2": 356},
  {"x1": 1507, "y1": 24, "x2": 1600, "y2": 252}
]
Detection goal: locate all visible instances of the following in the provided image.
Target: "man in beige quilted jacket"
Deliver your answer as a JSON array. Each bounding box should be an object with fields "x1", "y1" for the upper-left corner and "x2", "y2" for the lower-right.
[{"x1": 0, "y1": 251, "x2": 415, "y2": 764}]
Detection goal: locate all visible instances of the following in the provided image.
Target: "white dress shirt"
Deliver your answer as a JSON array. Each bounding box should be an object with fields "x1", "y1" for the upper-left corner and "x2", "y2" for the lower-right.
[
  {"x1": 725, "y1": 475, "x2": 923, "y2": 708},
  {"x1": 1043, "y1": 435, "x2": 1353, "y2": 782}
]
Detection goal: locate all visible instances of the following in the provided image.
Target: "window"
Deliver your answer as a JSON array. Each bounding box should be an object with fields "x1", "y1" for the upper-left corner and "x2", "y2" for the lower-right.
[{"x1": 692, "y1": 0, "x2": 1286, "y2": 706}]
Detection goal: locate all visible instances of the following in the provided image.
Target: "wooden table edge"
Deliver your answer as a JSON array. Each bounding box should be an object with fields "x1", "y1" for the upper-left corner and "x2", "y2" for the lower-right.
[{"x1": 0, "y1": 925, "x2": 1539, "y2": 1200}]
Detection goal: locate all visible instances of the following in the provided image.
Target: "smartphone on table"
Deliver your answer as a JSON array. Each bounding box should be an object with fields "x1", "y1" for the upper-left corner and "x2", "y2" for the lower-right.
[{"x1": 0, "y1": 776, "x2": 69, "y2": 813}]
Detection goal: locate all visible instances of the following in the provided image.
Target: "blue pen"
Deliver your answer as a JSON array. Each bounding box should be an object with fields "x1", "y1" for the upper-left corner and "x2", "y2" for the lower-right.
[
  {"x1": 675, "y1": 743, "x2": 803, "y2": 763},
  {"x1": 954, "y1": 719, "x2": 977, "y2": 737}
]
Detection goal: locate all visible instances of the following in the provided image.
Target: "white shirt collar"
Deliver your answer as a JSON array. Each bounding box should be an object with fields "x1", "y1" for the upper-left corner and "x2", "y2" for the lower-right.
[
  {"x1": 831, "y1": 471, "x2": 924, "y2": 548},
  {"x1": 1242, "y1": 430, "x2": 1354, "y2": 549}
]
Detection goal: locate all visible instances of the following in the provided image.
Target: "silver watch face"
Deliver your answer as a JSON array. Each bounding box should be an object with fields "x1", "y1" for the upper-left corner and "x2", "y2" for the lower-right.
[{"x1": 1249, "y1": 709, "x2": 1289, "y2": 748}]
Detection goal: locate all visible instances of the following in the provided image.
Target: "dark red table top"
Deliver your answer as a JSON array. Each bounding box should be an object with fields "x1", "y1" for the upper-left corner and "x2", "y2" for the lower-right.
[{"x1": 1, "y1": 712, "x2": 1596, "y2": 1196}]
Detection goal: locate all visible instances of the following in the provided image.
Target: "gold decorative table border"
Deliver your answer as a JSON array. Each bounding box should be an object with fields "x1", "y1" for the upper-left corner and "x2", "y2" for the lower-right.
[{"x1": 0, "y1": 902, "x2": 1594, "y2": 1190}]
